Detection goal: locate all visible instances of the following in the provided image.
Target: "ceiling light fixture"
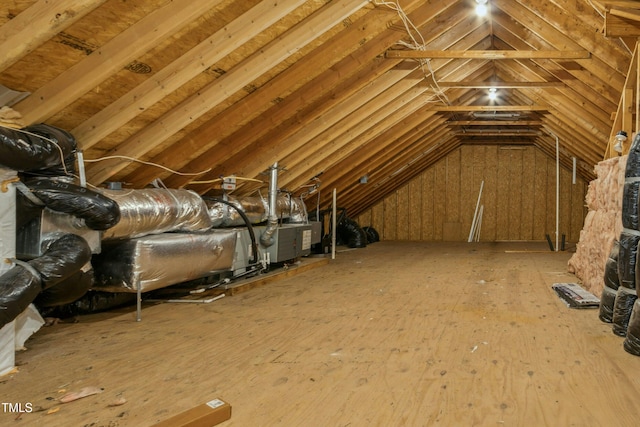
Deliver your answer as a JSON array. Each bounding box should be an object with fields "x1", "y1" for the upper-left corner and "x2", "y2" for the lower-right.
[
  {"x1": 613, "y1": 130, "x2": 628, "y2": 154},
  {"x1": 488, "y1": 87, "x2": 497, "y2": 101},
  {"x1": 476, "y1": 0, "x2": 489, "y2": 17}
]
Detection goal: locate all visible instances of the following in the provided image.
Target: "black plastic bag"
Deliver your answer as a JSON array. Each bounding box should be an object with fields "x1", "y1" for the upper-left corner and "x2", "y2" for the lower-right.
[
  {"x1": 622, "y1": 181, "x2": 640, "y2": 230},
  {"x1": 624, "y1": 299, "x2": 640, "y2": 356},
  {"x1": 618, "y1": 232, "x2": 639, "y2": 289},
  {"x1": 604, "y1": 240, "x2": 620, "y2": 290},
  {"x1": 612, "y1": 286, "x2": 638, "y2": 336},
  {"x1": 625, "y1": 133, "x2": 640, "y2": 178},
  {"x1": 599, "y1": 285, "x2": 617, "y2": 323}
]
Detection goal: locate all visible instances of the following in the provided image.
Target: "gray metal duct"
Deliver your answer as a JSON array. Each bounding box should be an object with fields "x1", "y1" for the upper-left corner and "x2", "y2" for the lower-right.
[{"x1": 260, "y1": 162, "x2": 280, "y2": 247}]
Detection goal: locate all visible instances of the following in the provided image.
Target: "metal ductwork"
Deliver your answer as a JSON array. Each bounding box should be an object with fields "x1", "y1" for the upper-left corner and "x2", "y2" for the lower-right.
[{"x1": 260, "y1": 162, "x2": 279, "y2": 247}]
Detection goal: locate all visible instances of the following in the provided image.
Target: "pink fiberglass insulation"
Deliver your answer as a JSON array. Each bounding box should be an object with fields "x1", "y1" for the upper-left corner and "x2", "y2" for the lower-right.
[{"x1": 568, "y1": 155, "x2": 626, "y2": 296}]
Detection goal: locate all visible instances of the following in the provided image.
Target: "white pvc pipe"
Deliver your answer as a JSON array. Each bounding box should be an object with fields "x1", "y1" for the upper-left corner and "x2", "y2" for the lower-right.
[
  {"x1": 555, "y1": 134, "x2": 559, "y2": 252},
  {"x1": 572, "y1": 157, "x2": 576, "y2": 185},
  {"x1": 332, "y1": 188, "x2": 337, "y2": 260}
]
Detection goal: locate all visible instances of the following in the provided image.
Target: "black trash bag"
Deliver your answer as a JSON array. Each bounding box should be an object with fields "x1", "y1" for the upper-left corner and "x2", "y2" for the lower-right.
[
  {"x1": 0, "y1": 266, "x2": 42, "y2": 329},
  {"x1": 599, "y1": 285, "x2": 617, "y2": 323},
  {"x1": 33, "y1": 268, "x2": 94, "y2": 308},
  {"x1": 612, "y1": 286, "x2": 638, "y2": 337},
  {"x1": 604, "y1": 240, "x2": 620, "y2": 291},
  {"x1": 29, "y1": 234, "x2": 92, "y2": 289},
  {"x1": 623, "y1": 299, "x2": 640, "y2": 356},
  {"x1": 0, "y1": 123, "x2": 77, "y2": 176},
  {"x1": 337, "y1": 217, "x2": 367, "y2": 248},
  {"x1": 22, "y1": 177, "x2": 121, "y2": 230},
  {"x1": 618, "y1": 232, "x2": 640, "y2": 289},
  {"x1": 40, "y1": 291, "x2": 136, "y2": 319},
  {"x1": 362, "y1": 226, "x2": 380, "y2": 244},
  {"x1": 626, "y1": 133, "x2": 640, "y2": 177},
  {"x1": 622, "y1": 181, "x2": 640, "y2": 230}
]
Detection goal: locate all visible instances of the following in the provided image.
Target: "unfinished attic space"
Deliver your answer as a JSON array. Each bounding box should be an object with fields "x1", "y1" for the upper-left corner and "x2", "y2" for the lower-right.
[{"x1": 5, "y1": 0, "x2": 640, "y2": 424}]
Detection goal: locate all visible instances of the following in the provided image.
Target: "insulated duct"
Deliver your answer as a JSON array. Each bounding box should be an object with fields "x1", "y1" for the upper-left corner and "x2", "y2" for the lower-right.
[
  {"x1": 0, "y1": 124, "x2": 77, "y2": 177},
  {"x1": 100, "y1": 188, "x2": 212, "y2": 240},
  {"x1": 21, "y1": 177, "x2": 120, "y2": 230},
  {"x1": 204, "y1": 197, "x2": 258, "y2": 265},
  {"x1": 0, "y1": 233, "x2": 92, "y2": 328},
  {"x1": 204, "y1": 194, "x2": 306, "y2": 227}
]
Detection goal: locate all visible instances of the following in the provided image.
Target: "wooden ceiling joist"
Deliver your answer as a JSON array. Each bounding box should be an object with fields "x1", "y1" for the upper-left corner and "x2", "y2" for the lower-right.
[
  {"x1": 605, "y1": 11, "x2": 640, "y2": 37},
  {"x1": 437, "y1": 81, "x2": 564, "y2": 88},
  {"x1": 0, "y1": 0, "x2": 107, "y2": 73},
  {"x1": 385, "y1": 50, "x2": 591, "y2": 59},
  {"x1": 433, "y1": 105, "x2": 550, "y2": 112},
  {"x1": 0, "y1": 0, "x2": 633, "y2": 215},
  {"x1": 446, "y1": 120, "x2": 542, "y2": 126},
  {"x1": 85, "y1": 0, "x2": 370, "y2": 185}
]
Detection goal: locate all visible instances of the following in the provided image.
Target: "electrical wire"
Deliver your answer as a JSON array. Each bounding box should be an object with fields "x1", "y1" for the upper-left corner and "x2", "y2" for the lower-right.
[
  {"x1": 188, "y1": 176, "x2": 264, "y2": 185},
  {"x1": 373, "y1": 1, "x2": 450, "y2": 105},
  {"x1": 0, "y1": 123, "x2": 70, "y2": 176},
  {"x1": 83, "y1": 155, "x2": 211, "y2": 176}
]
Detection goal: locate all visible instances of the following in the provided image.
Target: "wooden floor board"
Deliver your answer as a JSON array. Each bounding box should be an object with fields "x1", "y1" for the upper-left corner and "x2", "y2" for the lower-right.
[{"x1": 2, "y1": 241, "x2": 640, "y2": 426}]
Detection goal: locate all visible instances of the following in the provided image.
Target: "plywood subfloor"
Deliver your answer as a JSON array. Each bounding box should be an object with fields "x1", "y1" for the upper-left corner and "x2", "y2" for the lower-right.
[{"x1": 2, "y1": 241, "x2": 640, "y2": 426}]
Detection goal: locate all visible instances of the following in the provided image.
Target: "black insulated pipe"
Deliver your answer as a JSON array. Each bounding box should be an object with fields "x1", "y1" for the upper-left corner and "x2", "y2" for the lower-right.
[{"x1": 0, "y1": 234, "x2": 92, "y2": 328}]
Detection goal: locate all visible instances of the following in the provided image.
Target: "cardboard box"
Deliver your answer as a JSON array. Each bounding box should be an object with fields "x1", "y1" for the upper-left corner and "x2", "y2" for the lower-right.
[{"x1": 153, "y1": 398, "x2": 231, "y2": 427}]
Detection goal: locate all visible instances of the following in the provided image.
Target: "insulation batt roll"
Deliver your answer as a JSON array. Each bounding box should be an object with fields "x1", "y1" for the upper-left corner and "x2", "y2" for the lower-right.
[
  {"x1": 612, "y1": 286, "x2": 638, "y2": 337},
  {"x1": 0, "y1": 123, "x2": 77, "y2": 176},
  {"x1": 625, "y1": 133, "x2": 640, "y2": 179},
  {"x1": 622, "y1": 181, "x2": 640, "y2": 230},
  {"x1": 624, "y1": 299, "x2": 640, "y2": 356},
  {"x1": 568, "y1": 156, "x2": 625, "y2": 296},
  {"x1": 599, "y1": 240, "x2": 621, "y2": 323},
  {"x1": 617, "y1": 231, "x2": 639, "y2": 289},
  {"x1": 605, "y1": 240, "x2": 621, "y2": 290},
  {"x1": 599, "y1": 285, "x2": 617, "y2": 323}
]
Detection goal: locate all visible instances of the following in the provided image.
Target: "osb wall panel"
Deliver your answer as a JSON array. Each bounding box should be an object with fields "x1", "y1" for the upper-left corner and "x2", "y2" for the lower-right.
[{"x1": 357, "y1": 145, "x2": 588, "y2": 242}]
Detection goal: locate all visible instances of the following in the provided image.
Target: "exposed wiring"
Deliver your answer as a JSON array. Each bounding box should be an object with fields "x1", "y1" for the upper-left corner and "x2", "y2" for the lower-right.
[
  {"x1": 83, "y1": 154, "x2": 211, "y2": 176},
  {"x1": 188, "y1": 176, "x2": 264, "y2": 185},
  {"x1": 373, "y1": 1, "x2": 450, "y2": 105}
]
